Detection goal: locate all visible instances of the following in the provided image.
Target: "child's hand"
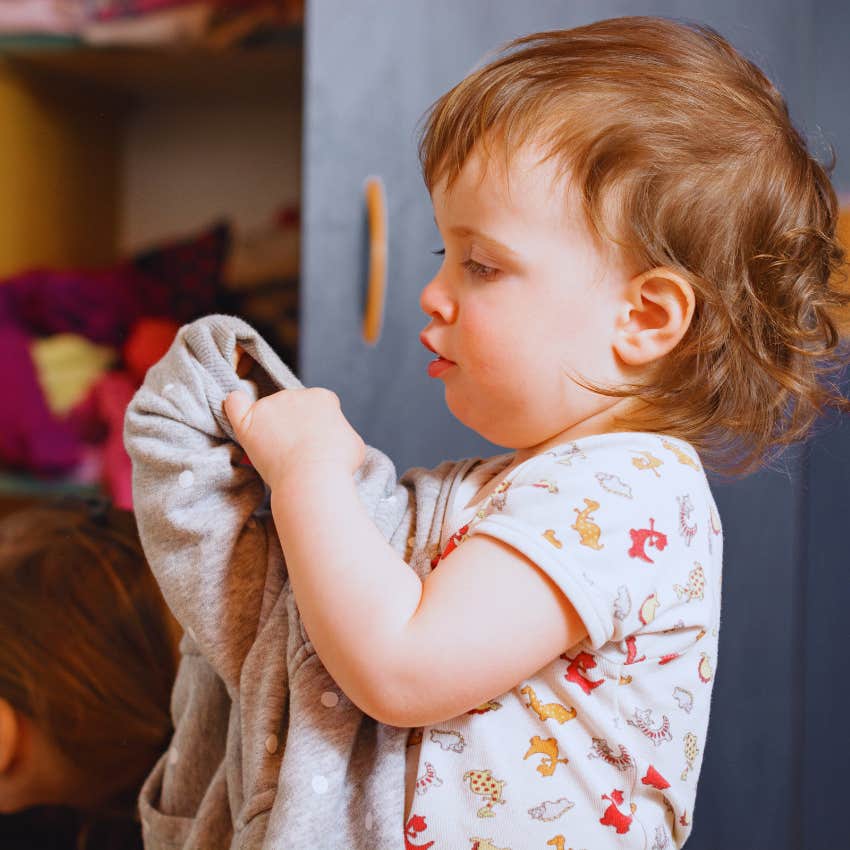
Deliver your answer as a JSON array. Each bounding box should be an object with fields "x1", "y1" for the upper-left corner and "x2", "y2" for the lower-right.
[
  {"x1": 232, "y1": 344, "x2": 254, "y2": 378},
  {"x1": 223, "y1": 387, "x2": 366, "y2": 487}
]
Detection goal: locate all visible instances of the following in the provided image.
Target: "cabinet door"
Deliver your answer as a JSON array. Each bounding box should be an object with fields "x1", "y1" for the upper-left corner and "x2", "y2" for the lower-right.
[{"x1": 301, "y1": 3, "x2": 844, "y2": 849}]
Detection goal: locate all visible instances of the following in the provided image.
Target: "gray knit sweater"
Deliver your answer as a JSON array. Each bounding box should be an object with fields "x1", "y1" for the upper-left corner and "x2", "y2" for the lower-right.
[{"x1": 124, "y1": 314, "x2": 469, "y2": 850}]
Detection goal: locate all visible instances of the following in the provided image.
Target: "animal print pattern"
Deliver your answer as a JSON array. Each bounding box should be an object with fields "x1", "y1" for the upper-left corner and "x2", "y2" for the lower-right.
[{"x1": 404, "y1": 432, "x2": 723, "y2": 849}]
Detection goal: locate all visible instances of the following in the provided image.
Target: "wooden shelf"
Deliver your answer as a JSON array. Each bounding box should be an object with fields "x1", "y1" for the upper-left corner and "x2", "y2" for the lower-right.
[{"x1": 0, "y1": 32, "x2": 302, "y2": 106}]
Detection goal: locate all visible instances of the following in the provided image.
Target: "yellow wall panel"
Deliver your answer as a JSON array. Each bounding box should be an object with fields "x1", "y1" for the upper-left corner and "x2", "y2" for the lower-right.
[{"x1": 0, "y1": 63, "x2": 122, "y2": 279}]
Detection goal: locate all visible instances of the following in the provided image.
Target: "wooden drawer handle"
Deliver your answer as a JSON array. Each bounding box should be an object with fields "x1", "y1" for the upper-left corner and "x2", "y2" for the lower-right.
[{"x1": 362, "y1": 176, "x2": 387, "y2": 345}]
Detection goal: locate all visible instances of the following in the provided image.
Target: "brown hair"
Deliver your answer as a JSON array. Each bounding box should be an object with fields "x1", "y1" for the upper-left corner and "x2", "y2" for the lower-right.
[
  {"x1": 0, "y1": 498, "x2": 179, "y2": 840},
  {"x1": 417, "y1": 15, "x2": 850, "y2": 476}
]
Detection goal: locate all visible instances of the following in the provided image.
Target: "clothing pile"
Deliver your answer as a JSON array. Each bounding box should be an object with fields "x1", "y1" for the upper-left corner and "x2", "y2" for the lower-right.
[
  {"x1": 0, "y1": 196, "x2": 300, "y2": 508},
  {"x1": 0, "y1": 223, "x2": 230, "y2": 507},
  {"x1": 0, "y1": 0, "x2": 303, "y2": 47}
]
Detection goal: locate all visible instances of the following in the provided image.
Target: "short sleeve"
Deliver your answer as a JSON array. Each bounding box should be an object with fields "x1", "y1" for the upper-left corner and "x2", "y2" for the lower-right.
[{"x1": 465, "y1": 435, "x2": 712, "y2": 651}]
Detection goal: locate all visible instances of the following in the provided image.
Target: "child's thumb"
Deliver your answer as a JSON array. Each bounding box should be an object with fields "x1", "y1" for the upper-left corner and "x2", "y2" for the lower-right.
[{"x1": 223, "y1": 390, "x2": 253, "y2": 435}]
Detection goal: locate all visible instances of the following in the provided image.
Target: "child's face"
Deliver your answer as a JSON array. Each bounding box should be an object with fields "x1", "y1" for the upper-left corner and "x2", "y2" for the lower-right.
[{"x1": 420, "y1": 139, "x2": 639, "y2": 454}]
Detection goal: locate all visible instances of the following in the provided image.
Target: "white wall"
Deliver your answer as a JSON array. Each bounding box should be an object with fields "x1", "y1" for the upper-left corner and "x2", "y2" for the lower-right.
[{"x1": 119, "y1": 95, "x2": 301, "y2": 253}]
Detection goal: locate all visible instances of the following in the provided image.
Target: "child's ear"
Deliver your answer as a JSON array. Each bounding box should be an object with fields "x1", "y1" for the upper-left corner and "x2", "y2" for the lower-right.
[
  {"x1": 0, "y1": 698, "x2": 19, "y2": 774},
  {"x1": 613, "y1": 266, "x2": 695, "y2": 367}
]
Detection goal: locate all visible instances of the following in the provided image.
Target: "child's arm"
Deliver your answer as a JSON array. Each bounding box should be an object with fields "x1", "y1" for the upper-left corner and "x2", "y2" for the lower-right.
[
  {"x1": 126, "y1": 313, "x2": 421, "y2": 700},
  {"x1": 276, "y1": 467, "x2": 588, "y2": 728},
  {"x1": 224, "y1": 386, "x2": 590, "y2": 727}
]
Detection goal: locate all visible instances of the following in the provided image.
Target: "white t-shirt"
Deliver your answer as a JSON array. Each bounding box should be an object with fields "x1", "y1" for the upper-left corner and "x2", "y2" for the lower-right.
[{"x1": 403, "y1": 432, "x2": 723, "y2": 850}]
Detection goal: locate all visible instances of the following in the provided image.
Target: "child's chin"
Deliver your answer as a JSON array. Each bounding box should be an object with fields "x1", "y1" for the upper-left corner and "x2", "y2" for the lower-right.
[
  {"x1": 444, "y1": 392, "x2": 476, "y2": 430},
  {"x1": 446, "y1": 396, "x2": 500, "y2": 444}
]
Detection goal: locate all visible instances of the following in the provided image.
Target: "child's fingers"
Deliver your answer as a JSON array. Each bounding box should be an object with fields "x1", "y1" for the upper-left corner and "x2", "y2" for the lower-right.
[
  {"x1": 233, "y1": 345, "x2": 257, "y2": 379},
  {"x1": 231, "y1": 344, "x2": 243, "y2": 372},
  {"x1": 223, "y1": 390, "x2": 253, "y2": 434}
]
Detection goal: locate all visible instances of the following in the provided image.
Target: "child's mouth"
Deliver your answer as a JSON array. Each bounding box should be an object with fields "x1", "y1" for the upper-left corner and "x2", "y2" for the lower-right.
[{"x1": 427, "y1": 357, "x2": 455, "y2": 378}]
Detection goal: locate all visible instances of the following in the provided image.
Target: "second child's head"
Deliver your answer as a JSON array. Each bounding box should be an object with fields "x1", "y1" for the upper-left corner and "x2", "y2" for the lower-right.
[
  {"x1": 0, "y1": 499, "x2": 179, "y2": 820},
  {"x1": 418, "y1": 15, "x2": 848, "y2": 476}
]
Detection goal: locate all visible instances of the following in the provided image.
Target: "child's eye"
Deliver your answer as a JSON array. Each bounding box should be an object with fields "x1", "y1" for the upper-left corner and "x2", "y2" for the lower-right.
[
  {"x1": 462, "y1": 258, "x2": 498, "y2": 280},
  {"x1": 431, "y1": 248, "x2": 497, "y2": 280}
]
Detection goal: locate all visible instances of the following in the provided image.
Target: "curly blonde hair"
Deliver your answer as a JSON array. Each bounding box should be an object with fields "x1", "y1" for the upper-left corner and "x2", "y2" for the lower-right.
[{"x1": 417, "y1": 16, "x2": 849, "y2": 476}]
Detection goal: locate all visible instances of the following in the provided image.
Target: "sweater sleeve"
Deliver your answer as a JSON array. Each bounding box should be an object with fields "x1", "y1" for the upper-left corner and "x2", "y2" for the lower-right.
[{"x1": 123, "y1": 313, "x2": 303, "y2": 692}]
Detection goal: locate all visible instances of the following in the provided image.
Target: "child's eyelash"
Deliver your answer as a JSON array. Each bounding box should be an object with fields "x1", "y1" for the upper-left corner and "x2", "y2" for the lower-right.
[
  {"x1": 431, "y1": 248, "x2": 497, "y2": 280},
  {"x1": 463, "y1": 259, "x2": 498, "y2": 279}
]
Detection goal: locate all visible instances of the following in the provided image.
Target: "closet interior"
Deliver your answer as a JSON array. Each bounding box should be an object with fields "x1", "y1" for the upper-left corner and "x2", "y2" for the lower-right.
[{"x1": 0, "y1": 21, "x2": 304, "y2": 513}]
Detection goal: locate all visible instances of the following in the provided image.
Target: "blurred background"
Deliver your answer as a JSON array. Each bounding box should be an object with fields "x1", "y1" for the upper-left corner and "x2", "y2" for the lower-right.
[{"x1": 0, "y1": 2, "x2": 846, "y2": 849}]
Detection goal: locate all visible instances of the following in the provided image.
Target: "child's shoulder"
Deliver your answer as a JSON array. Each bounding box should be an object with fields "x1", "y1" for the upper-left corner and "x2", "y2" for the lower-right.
[
  {"x1": 516, "y1": 431, "x2": 707, "y2": 484},
  {"x1": 499, "y1": 430, "x2": 720, "y2": 530},
  {"x1": 468, "y1": 431, "x2": 722, "y2": 652}
]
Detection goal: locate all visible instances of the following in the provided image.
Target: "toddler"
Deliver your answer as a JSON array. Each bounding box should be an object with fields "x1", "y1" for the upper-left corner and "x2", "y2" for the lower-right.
[
  {"x1": 126, "y1": 15, "x2": 848, "y2": 850},
  {"x1": 221, "y1": 16, "x2": 848, "y2": 849}
]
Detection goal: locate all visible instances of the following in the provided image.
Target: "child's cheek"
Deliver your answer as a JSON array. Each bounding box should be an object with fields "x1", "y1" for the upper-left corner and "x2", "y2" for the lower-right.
[{"x1": 462, "y1": 311, "x2": 523, "y2": 381}]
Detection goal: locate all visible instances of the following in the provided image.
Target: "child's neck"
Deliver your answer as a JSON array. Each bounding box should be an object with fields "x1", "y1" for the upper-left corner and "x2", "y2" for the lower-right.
[{"x1": 511, "y1": 397, "x2": 638, "y2": 465}]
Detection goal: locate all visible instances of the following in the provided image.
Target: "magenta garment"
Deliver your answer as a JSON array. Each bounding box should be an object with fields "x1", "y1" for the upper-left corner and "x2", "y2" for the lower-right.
[
  {"x1": 0, "y1": 324, "x2": 82, "y2": 472},
  {"x1": 0, "y1": 268, "x2": 138, "y2": 473},
  {"x1": 92, "y1": 0, "x2": 282, "y2": 22},
  {"x1": 0, "y1": 264, "x2": 172, "y2": 346}
]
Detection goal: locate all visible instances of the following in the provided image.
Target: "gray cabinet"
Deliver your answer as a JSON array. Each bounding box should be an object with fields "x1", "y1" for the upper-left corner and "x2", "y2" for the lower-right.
[{"x1": 301, "y1": 2, "x2": 848, "y2": 849}]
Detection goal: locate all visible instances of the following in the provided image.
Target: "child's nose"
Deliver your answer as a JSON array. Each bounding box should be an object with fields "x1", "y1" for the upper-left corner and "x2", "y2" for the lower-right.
[{"x1": 420, "y1": 271, "x2": 457, "y2": 323}]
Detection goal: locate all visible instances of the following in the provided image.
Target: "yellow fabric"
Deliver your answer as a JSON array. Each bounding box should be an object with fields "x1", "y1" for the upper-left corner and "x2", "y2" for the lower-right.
[{"x1": 30, "y1": 333, "x2": 116, "y2": 415}]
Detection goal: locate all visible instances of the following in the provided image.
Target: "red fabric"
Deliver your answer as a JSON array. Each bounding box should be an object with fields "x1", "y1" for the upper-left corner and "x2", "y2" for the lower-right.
[
  {"x1": 123, "y1": 317, "x2": 180, "y2": 383},
  {"x1": 69, "y1": 371, "x2": 137, "y2": 509},
  {"x1": 91, "y1": 372, "x2": 137, "y2": 510}
]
